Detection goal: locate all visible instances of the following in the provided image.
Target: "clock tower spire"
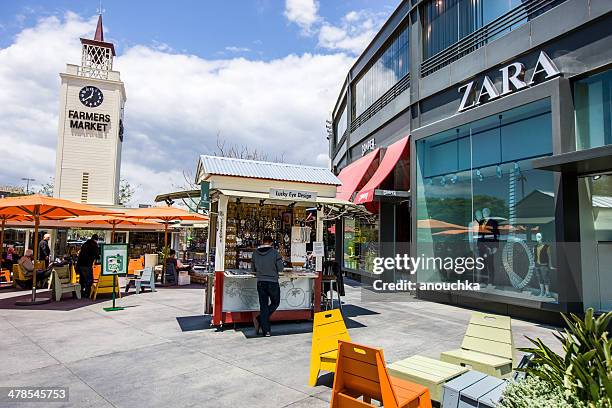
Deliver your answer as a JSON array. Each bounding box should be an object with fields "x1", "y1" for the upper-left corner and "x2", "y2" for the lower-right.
[{"x1": 54, "y1": 14, "x2": 126, "y2": 206}]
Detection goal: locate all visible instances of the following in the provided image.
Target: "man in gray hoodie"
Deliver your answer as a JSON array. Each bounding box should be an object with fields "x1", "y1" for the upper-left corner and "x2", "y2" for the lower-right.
[{"x1": 252, "y1": 236, "x2": 284, "y2": 336}]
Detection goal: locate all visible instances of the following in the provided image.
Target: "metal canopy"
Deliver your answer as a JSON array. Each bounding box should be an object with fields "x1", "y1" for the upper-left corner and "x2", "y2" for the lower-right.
[
  {"x1": 196, "y1": 155, "x2": 342, "y2": 186},
  {"x1": 532, "y1": 145, "x2": 612, "y2": 176}
]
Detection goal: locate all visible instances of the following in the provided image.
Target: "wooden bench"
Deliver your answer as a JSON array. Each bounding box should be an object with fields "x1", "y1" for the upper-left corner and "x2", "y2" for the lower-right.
[
  {"x1": 440, "y1": 312, "x2": 514, "y2": 378},
  {"x1": 309, "y1": 309, "x2": 351, "y2": 386},
  {"x1": 91, "y1": 274, "x2": 121, "y2": 301},
  {"x1": 331, "y1": 340, "x2": 432, "y2": 408},
  {"x1": 388, "y1": 355, "x2": 469, "y2": 402},
  {"x1": 50, "y1": 265, "x2": 81, "y2": 301}
]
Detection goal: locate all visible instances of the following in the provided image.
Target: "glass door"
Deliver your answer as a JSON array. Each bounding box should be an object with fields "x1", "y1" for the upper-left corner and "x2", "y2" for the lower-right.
[{"x1": 579, "y1": 174, "x2": 612, "y2": 312}]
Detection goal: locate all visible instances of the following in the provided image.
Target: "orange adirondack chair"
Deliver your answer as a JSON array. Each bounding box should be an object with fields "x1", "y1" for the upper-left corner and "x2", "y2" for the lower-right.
[
  {"x1": 128, "y1": 258, "x2": 144, "y2": 275},
  {"x1": 331, "y1": 341, "x2": 432, "y2": 408}
]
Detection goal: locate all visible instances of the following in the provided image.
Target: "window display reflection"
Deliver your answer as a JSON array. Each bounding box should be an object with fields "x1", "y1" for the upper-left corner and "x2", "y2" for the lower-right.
[
  {"x1": 343, "y1": 217, "x2": 379, "y2": 273},
  {"x1": 353, "y1": 25, "x2": 409, "y2": 117},
  {"x1": 415, "y1": 99, "x2": 559, "y2": 303},
  {"x1": 574, "y1": 69, "x2": 612, "y2": 150}
]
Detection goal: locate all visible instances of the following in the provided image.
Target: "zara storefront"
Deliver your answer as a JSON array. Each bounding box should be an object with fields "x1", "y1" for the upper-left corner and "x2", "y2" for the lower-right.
[{"x1": 329, "y1": 0, "x2": 612, "y2": 322}]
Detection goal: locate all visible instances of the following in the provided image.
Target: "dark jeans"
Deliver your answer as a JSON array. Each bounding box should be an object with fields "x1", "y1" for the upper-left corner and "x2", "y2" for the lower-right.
[
  {"x1": 257, "y1": 281, "x2": 281, "y2": 333},
  {"x1": 78, "y1": 265, "x2": 93, "y2": 297},
  {"x1": 535, "y1": 265, "x2": 551, "y2": 286}
]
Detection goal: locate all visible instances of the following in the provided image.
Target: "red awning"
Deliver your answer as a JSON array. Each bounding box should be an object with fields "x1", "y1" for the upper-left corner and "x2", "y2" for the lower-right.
[
  {"x1": 335, "y1": 148, "x2": 380, "y2": 201},
  {"x1": 354, "y1": 136, "x2": 409, "y2": 205}
]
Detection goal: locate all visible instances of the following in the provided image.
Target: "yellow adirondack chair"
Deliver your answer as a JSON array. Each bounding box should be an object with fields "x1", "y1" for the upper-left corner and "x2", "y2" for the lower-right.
[
  {"x1": 440, "y1": 312, "x2": 514, "y2": 378},
  {"x1": 13, "y1": 264, "x2": 28, "y2": 288},
  {"x1": 309, "y1": 309, "x2": 351, "y2": 386},
  {"x1": 90, "y1": 274, "x2": 121, "y2": 301}
]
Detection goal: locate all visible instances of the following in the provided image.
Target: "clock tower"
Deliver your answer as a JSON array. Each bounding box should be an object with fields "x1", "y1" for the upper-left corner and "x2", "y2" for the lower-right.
[{"x1": 54, "y1": 15, "x2": 126, "y2": 206}]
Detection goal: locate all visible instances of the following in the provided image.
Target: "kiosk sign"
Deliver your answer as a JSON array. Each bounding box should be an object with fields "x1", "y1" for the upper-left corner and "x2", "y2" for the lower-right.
[
  {"x1": 270, "y1": 188, "x2": 317, "y2": 201},
  {"x1": 101, "y1": 244, "x2": 128, "y2": 275}
]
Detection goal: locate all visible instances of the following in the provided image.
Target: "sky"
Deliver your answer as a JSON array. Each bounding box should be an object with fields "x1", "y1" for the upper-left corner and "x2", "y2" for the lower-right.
[{"x1": 0, "y1": 0, "x2": 399, "y2": 205}]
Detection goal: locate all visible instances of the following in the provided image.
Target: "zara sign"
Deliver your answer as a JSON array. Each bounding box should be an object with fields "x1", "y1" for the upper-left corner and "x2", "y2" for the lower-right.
[{"x1": 457, "y1": 51, "x2": 561, "y2": 112}]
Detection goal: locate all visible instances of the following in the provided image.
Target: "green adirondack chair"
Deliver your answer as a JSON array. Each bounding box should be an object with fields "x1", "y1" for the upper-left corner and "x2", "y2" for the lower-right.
[{"x1": 440, "y1": 312, "x2": 514, "y2": 378}]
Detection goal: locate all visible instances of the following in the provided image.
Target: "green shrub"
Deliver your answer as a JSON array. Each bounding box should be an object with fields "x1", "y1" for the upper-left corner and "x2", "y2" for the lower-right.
[
  {"x1": 498, "y1": 375, "x2": 584, "y2": 408},
  {"x1": 518, "y1": 308, "x2": 612, "y2": 407}
]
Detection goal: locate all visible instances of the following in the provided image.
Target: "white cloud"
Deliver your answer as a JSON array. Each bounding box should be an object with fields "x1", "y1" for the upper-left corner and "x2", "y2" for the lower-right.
[
  {"x1": 318, "y1": 10, "x2": 389, "y2": 54},
  {"x1": 284, "y1": 0, "x2": 320, "y2": 35},
  {"x1": 0, "y1": 13, "x2": 353, "y2": 205},
  {"x1": 284, "y1": 0, "x2": 388, "y2": 54},
  {"x1": 225, "y1": 46, "x2": 251, "y2": 53}
]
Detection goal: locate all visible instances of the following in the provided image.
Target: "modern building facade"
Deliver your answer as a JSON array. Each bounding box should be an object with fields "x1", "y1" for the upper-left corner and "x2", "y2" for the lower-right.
[
  {"x1": 329, "y1": 0, "x2": 612, "y2": 321},
  {"x1": 54, "y1": 15, "x2": 126, "y2": 206}
]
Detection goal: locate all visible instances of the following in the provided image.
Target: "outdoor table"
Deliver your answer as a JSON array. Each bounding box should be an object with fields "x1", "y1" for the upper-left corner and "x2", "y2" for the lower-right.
[
  {"x1": 441, "y1": 370, "x2": 510, "y2": 408},
  {"x1": 387, "y1": 355, "x2": 469, "y2": 402},
  {"x1": 458, "y1": 374, "x2": 506, "y2": 408}
]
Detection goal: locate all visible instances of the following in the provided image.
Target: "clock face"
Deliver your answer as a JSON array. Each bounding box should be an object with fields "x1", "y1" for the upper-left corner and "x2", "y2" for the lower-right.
[{"x1": 79, "y1": 86, "x2": 104, "y2": 108}]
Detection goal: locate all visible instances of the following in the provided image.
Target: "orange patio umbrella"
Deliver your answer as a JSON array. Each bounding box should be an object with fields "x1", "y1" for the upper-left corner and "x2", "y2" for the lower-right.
[
  {"x1": 62, "y1": 215, "x2": 159, "y2": 242},
  {"x1": 431, "y1": 229, "x2": 469, "y2": 236},
  {"x1": 122, "y1": 206, "x2": 208, "y2": 281},
  {"x1": 0, "y1": 195, "x2": 115, "y2": 304},
  {"x1": 417, "y1": 218, "x2": 467, "y2": 230}
]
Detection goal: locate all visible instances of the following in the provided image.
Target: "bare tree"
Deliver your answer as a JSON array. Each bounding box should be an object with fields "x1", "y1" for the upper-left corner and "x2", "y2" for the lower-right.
[
  {"x1": 214, "y1": 133, "x2": 285, "y2": 163},
  {"x1": 37, "y1": 177, "x2": 54, "y2": 197},
  {"x1": 171, "y1": 132, "x2": 287, "y2": 203}
]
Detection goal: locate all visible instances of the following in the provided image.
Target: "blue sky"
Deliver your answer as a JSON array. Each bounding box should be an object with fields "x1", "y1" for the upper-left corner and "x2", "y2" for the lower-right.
[
  {"x1": 0, "y1": 1, "x2": 398, "y2": 58},
  {"x1": 0, "y1": 1, "x2": 399, "y2": 204}
]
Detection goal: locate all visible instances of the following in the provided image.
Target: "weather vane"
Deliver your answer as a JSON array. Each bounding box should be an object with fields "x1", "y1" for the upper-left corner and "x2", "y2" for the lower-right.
[{"x1": 97, "y1": 0, "x2": 105, "y2": 15}]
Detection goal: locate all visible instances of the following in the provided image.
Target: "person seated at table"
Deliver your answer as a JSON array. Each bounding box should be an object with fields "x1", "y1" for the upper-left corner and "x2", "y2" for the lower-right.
[
  {"x1": 1, "y1": 252, "x2": 11, "y2": 270},
  {"x1": 166, "y1": 249, "x2": 192, "y2": 272},
  {"x1": 18, "y1": 249, "x2": 51, "y2": 288}
]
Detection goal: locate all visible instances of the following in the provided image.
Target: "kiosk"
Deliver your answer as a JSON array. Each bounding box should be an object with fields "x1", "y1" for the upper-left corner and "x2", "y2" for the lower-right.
[{"x1": 195, "y1": 155, "x2": 362, "y2": 327}]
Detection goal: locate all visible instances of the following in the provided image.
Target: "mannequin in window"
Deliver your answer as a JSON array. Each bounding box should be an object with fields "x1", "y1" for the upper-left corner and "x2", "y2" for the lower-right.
[
  {"x1": 478, "y1": 207, "x2": 499, "y2": 286},
  {"x1": 534, "y1": 232, "x2": 555, "y2": 297}
]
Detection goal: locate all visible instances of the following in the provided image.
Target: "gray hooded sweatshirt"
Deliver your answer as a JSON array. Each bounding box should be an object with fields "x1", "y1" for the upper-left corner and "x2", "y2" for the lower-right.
[{"x1": 251, "y1": 246, "x2": 284, "y2": 282}]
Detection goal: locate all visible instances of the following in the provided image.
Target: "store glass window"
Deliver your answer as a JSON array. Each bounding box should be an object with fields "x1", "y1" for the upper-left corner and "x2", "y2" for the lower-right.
[
  {"x1": 343, "y1": 216, "x2": 379, "y2": 273},
  {"x1": 353, "y1": 25, "x2": 409, "y2": 117},
  {"x1": 422, "y1": 0, "x2": 525, "y2": 60},
  {"x1": 336, "y1": 104, "x2": 348, "y2": 144},
  {"x1": 574, "y1": 69, "x2": 612, "y2": 150},
  {"x1": 415, "y1": 99, "x2": 559, "y2": 303}
]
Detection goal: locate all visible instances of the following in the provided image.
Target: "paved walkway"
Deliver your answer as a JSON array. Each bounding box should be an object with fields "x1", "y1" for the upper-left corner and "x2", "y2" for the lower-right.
[{"x1": 0, "y1": 281, "x2": 562, "y2": 408}]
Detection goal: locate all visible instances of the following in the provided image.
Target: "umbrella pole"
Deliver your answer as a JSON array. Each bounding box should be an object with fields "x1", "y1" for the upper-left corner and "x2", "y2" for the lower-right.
[
  {"x1": 111, "y1": 223, "x2": 116, "y2": 243},
  {"x1": 162, "y1": 222, "x2": 168, "y2": 283},
  {"x1": 31, "y1": 208, "x2": 40, "y2": 302},
  {"x1": 0, "y1": 218, "x2": 5, "y2": 256}
]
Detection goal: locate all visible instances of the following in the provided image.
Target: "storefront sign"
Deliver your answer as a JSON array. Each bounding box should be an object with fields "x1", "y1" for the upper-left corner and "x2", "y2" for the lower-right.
[
  {"x1": 361, "y1": 138, "x2": 376, "y2": 156},
  {"x1": 457, "y1": 51, "x2": 561, "y2": 112},
  {"x1": 269, "y1": 188, "x2": 317, "y2": 201},
  {"x1": 200, "y1": 181, "x2": 210, "y2": 210}
]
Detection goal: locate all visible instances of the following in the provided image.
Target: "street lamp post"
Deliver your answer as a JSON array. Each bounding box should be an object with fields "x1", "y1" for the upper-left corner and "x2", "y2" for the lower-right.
[{"x1": 21, "y1": 178, "x2": 35, "y2": 194}]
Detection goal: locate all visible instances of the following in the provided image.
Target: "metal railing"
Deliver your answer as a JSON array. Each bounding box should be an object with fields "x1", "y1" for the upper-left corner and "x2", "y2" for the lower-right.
[
  {"x1": 350, "y1": 73, "x2": 411, "y2": 133},
  {"x1": 420, "y1": 0, "x2": 566, "y2": 77}
]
